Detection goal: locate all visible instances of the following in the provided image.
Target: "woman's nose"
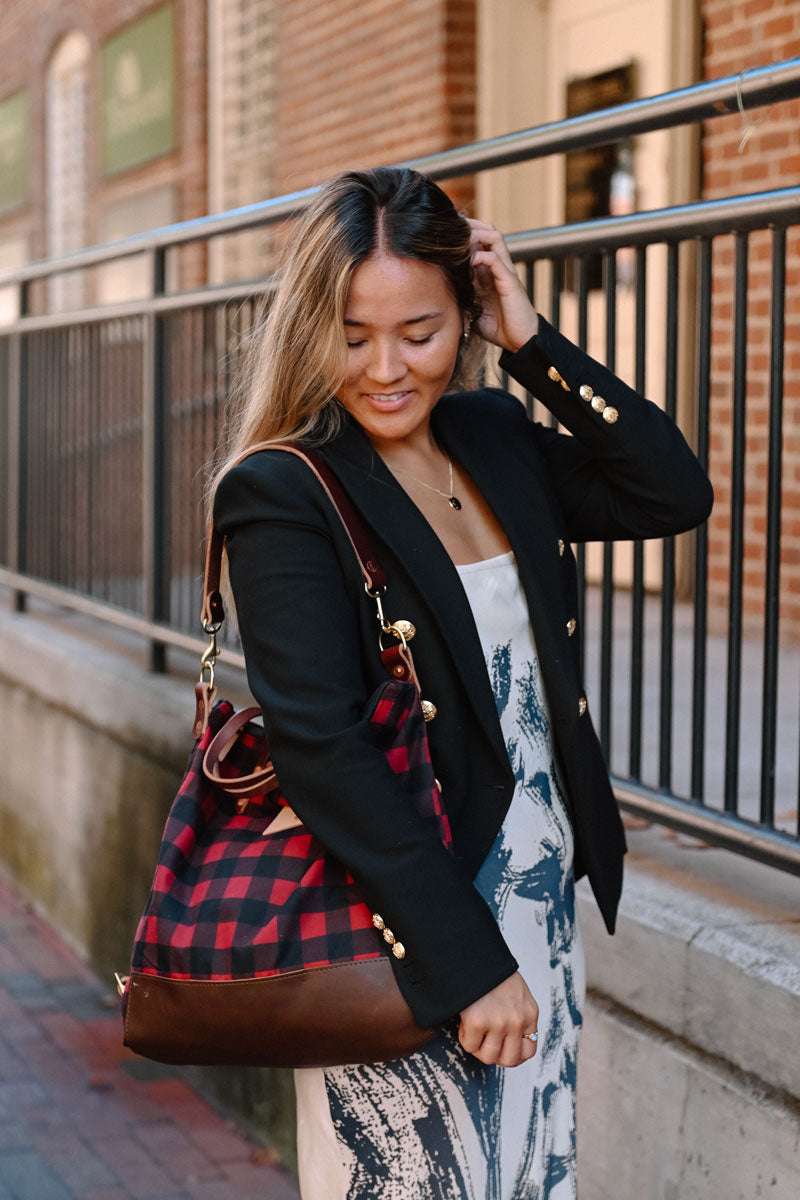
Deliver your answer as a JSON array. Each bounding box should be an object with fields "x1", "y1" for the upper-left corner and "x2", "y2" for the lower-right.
[{"x1": 365, "y1": 340, "x2": 407, "y2": 384}]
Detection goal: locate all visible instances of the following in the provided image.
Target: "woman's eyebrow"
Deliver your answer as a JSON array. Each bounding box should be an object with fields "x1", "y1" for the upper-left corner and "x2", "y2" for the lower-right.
[{"x1": 343, "y1": 311, "x2": 444, "y2": 327}]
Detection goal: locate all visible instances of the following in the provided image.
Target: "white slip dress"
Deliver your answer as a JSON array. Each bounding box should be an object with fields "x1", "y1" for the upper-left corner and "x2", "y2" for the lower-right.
[{"x1": 294, "y1": 550, "x2": 585, "y2": 1200}]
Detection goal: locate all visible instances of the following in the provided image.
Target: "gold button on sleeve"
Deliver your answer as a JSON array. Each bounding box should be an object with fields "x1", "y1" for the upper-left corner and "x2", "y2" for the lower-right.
[
  {"x1": 567, "y1": 618, "x2": 576, "y2": 636},
  {"x1": 421, "y1": 700, "x2": 437, "y2": 722},
  {"x1": 558, "y1": 539, "x2": 565, "y2": 557},
  {"x1": 579, "y1": 384, "x2": 594, "y2": 402},
  {"x1": 578, "y1": 696, "x2": 588, "y2": 716},
  {"x1": 591, "y1": 395, "x2": 606, "y2": 413},
  {"x1": 372, "y1": 913, "x2": 385, "y2": 931},
  {"x1": 392, "y1": 942, "x2": 406, "y2": 960},
  {"x1": 382, "y1": 928, "x2": 396, "y2": 946},
  {"x1": 603, "y1": 406, "x2": 619, "y2": 424}
]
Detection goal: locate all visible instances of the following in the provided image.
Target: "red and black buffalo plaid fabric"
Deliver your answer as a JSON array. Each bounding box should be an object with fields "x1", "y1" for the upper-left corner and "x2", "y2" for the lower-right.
[{"x1": 129, "y1": 679, "x2": 451, "y2": 982}]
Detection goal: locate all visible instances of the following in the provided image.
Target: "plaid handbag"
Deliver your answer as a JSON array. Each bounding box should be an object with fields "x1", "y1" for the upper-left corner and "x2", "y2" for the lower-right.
[{"x1": 119, "y1": 446, "x2": 450, "y2": 1068}]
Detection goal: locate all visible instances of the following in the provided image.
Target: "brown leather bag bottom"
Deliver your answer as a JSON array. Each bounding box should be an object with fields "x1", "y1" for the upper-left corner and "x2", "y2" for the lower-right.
[{"x1": 123, "y1": 958, "x2": 434, "y2": 1067}]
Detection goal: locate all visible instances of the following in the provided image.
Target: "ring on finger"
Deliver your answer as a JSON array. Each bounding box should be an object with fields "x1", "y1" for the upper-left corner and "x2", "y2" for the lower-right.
[{"x1": 523, "y1": 1031, "x2": 538, "y2": 1043}]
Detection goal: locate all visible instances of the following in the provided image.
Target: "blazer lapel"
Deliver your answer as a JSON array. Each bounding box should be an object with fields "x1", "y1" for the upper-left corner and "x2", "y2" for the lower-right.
[
  {"x1": 437, "y1": 400, "x2": 579, "y2": 727},
  {"x1": 317, "y1": 418, "x2": 510, "y2": 771}
]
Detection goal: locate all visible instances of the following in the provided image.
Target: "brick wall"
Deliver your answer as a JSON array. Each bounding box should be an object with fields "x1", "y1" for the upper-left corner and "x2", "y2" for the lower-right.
[
  {"x1": 0, "y1": 0, "x2": 477, "y2": 298},
  {"x1": 274, "y1": 0, "x2": 476, "y2": 218},
  {"x1": 702, "y1": 0, "x2": 800, "y2": 638},
  {"x1": 0, "y1": 0, "x2": 208, "y2": 302}
]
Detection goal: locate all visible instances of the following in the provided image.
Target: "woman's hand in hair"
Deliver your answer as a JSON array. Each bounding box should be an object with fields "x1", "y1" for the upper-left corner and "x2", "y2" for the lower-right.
[
  {"x1": 458, "y1": 971, "x2": 540, "y2": 1068},
  {"x1": 467, "y1": 218, "x2": 539, "y2": 354}
]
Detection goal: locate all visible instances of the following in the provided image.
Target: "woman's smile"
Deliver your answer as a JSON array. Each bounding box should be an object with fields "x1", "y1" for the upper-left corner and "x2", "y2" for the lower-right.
[{"x1": 364, "y1": 389, "x2": 415, "y2": 409}]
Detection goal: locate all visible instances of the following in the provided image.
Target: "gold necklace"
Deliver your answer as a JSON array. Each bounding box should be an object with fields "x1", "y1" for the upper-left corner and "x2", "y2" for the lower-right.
[{"x1": 388, "y1": 456, "x2": 463, "y2": 510}]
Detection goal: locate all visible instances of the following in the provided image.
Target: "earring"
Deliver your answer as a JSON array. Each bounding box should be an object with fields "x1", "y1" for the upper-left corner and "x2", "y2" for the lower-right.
[{"x1": 462, "y1": 319, "x2": 471, "y2": 341}]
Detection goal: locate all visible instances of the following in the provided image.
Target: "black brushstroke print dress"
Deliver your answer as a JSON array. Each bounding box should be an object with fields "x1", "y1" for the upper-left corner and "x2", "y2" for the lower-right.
[{"x1": 295, "y1": 551, "x2": 585, "y2": 1199}]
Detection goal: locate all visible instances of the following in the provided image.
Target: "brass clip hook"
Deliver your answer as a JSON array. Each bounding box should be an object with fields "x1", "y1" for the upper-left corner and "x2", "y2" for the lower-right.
[
  {"x1": 199, "y1": 624, "x2": 221, "y2": 690},
  {"x1": 365, "y1": 583, "x2": 393, "y2": 636}
]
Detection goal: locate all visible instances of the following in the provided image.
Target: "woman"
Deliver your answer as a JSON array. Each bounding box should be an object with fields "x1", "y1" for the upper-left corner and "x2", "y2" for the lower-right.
[{"x1": 212, "y1": 167, "x2": 712, "y2": 1198}]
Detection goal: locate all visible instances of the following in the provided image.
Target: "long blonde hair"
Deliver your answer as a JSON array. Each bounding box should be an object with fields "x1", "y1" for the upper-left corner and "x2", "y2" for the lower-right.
[{"x1": 209, "y1": 167, "x2": 484, "y2": 505}]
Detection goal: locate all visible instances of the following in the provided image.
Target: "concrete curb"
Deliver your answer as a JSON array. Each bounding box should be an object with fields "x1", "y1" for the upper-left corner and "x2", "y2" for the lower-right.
[{"x1": 578, "y1": 834, "x2": 800, "y2": 1098}]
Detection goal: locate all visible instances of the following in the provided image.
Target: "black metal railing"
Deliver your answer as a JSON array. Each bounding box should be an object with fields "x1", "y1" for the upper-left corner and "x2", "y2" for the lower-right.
[
  {"x1": 2, "y1": 59, "x2": 800, "y2": 874},
  {"x1": 502, "y1": 196, "x2": 800, "y2": 871}
]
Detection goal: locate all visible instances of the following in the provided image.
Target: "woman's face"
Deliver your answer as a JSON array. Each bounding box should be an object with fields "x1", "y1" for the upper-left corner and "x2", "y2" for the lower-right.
[{"x1": 337, "y1": 253, "x2": 464, "y2": 449}]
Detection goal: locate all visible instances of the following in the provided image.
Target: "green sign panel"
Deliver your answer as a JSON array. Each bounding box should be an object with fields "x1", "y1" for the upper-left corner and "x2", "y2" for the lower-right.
[
  {"x1": 101, "y1": 3, "x2": 176, "y2": 175},
  {"x1": 0, "y1": 92, "x2": 28, "y2": 214}
]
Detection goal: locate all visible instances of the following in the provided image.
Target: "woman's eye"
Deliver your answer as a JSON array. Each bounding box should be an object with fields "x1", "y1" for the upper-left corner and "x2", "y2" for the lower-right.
[{"x1": 346, "y1": 334, "x2": 434, "y2": 348}]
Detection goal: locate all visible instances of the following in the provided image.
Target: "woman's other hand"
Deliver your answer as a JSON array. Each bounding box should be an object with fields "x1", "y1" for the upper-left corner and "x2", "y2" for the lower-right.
[
  {"x1": 468, "y1": 218, "x2": 539, "y2": 354},
  {"x1": 458, "y1": 971, "x2": 540, "y2": 1067}
]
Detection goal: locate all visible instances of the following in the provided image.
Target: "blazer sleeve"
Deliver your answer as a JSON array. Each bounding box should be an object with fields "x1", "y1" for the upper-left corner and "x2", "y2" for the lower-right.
[
  {"x1": 497, "y1": 315, "x2": 714, "y2": 542},
  {"x1": 213, "y1": 452, "x2": 518, "y2": 1028}
]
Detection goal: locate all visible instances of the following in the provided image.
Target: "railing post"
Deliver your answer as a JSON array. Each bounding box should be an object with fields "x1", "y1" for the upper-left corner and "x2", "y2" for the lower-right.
[
  {"x1": 599, "y1": 251, "x2": 616, "y2": 763},
  {"x1": 142, "y1": 249, "x2": 170, "y2": 672},
  {"x1": 629, "y1": 244, "x2": 647, "y2": 782},
  {"x1": 659, "y1": 244, "x2": 680, "y2": 793},
  {"x1": 761, "y1": 225, "x2": 785, "y2": 827},
  {"x1": 724, "y1": 232, "x2": 749, "y2": 813},
  {"x1": 7, "y1": 281, "x2": 29, "y2": 613},
  {"x1": 691, "y1": 237, "x2": 712, "y2": 804}
]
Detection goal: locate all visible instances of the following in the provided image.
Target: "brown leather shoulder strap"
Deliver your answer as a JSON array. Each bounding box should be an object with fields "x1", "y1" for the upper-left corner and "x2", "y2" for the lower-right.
[{"x1": 201, "y1": 443, "x2": 386, "y2": 630}]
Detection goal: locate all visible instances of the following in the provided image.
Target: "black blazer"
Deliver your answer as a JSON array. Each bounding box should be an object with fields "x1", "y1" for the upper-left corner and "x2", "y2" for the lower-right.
[{"x1": 214, "y1": 317, "x2": 713, "y2": 1028}]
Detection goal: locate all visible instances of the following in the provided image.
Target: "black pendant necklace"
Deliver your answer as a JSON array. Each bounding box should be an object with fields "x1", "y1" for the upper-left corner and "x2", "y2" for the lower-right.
[{"x1": 389, "y1": 457, "x2": 463, "y2": 511}]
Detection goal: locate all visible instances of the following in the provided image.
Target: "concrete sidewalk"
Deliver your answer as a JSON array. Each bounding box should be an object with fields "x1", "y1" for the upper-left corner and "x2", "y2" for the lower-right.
[{"x1": 0, "y1": 877, "x2": 300, "y2": 1200}]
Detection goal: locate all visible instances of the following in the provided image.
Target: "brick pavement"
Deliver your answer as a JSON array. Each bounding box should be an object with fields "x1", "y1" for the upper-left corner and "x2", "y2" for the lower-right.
[{"x1": 0, "y1": 878, "x2": 299, "y2": 1200}]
